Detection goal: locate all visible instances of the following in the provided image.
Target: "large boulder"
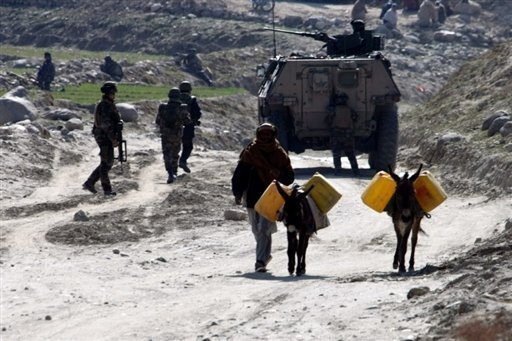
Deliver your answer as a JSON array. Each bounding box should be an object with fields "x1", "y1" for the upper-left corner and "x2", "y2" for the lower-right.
[
  {"x1": 43, "y1": 108, "x2": 82, "y2": 121},
  {"x1": 65, "y1": 118, "x2": 84, "y2": 131},
  {"x1": 116, "y1": 103, "x2": 139, "y2": 122},
  {"x1": 0, "y1": 96, "x2": 38, "y2": 125},
  {"x1": 5, "y1": 86, "x2": 29, "y2": 98}
]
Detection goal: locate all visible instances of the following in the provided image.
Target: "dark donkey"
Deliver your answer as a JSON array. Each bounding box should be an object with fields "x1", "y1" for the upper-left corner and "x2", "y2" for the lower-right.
[
  {"x1": 275, "y1": 182, "x2": 316, "y2": 276},
  {"x1": 387, "y1": 164, "x2": 428, "y2": 273}
]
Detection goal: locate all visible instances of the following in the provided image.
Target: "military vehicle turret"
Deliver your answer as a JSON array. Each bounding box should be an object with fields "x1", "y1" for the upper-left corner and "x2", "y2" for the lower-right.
[{"x1": 257, "y1": 21, "x2": 400, "y2": 171}]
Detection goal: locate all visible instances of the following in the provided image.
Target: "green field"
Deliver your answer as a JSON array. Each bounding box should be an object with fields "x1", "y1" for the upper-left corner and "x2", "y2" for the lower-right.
[
  {"x1": 0, "y1": 44, "x2": 166, "y2": 63},
  {"x1": 52, "y1": 83, "x2": 246, "y2": 105}
]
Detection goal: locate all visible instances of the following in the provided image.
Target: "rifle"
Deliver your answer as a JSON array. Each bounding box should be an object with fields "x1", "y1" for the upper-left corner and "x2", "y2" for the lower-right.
[
  {"x1": 262, "y1": 27, "x2": 331, "y2": 43},
  {"x1": 116, "y1": 121, "x2": 127, "y2": 170}
]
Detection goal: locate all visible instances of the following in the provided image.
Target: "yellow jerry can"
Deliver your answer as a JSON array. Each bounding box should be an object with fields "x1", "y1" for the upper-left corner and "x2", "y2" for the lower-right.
[
  {"x1": 255, "y1": 181, "x2": 291, "y2": 222},
  {"x1": 413, "y1": 171, "x2": 447, "y2": 212},
  {"x1": 303, "y1": 172, "x2": 342, "y2": 214},
  {"x1": 361, "y1": 171, "x2": 397, "y2": 213}
]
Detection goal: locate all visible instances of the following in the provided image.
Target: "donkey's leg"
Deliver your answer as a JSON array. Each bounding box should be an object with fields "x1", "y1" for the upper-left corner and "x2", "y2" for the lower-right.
[
  {"x1": 287, "y1": 231, "x2": 298, "y2": 275},
  {"x1": 399, "y1": 227, "x2": 412, "y2": 273},
  {"x1": 409, "y1": 219, "x2": 421, "y2": 272},
  {"x1": 296, "y1": 232, "x2": 309, "y2": 276},
  {"x1": 393, "y1": 227, "x2": 401, "y2": 270}
]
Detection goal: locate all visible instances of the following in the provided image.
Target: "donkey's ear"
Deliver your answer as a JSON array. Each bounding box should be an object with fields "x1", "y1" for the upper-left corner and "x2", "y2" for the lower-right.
[
  {"x1": 388, "y1": 165, "x2": 401, "y2": 182},
  {"x1": 410, "y1": 164, "x2": 423, "y2": 182},
  {"x1": 298, "y1": 185, "x2": 314, "y2": 200},
  {"x1": 275, "y1": 181, "x2": 290, "y2": 200}
]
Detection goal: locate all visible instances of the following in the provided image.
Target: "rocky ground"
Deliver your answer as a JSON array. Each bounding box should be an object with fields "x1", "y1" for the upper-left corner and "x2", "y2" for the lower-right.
[{"x1": 0, "y1": 1, "x2": 511, "y2": 340}]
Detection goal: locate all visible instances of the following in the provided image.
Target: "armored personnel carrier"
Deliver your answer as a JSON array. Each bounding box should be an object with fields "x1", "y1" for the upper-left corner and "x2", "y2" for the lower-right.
[{"x1": 257, "y1": 22, "x2": 400, "y2": 171}]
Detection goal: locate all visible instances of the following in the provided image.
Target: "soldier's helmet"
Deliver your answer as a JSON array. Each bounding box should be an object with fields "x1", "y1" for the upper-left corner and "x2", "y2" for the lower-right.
[
  {"x1": 168, "y1": 87, "x2": 182, "y2": 103},
  {"x1": 100, "y1": 81, "x2": 118, "y2": 94},
  {"x1": 179, "y1": 81, "x2": 192, "y2": 93}
]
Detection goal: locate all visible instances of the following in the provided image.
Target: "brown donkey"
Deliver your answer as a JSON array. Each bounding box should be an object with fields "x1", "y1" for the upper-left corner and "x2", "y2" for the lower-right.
[
  {"x1": 387, "y1": 164, "x2": 427, "y2": 273},
  {"x1": 276, "y1": 183, "x2": 316, "y2": 276}
]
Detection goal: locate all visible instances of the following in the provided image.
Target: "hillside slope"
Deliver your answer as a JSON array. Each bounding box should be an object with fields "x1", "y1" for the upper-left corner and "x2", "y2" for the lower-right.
[{"x1": 400, "y1": 41, "x2": 512, "y2": 197}]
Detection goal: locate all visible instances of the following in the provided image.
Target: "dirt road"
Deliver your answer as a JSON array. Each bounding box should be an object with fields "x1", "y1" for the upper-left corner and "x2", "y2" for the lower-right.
[{"x1": 1, "y1": 130, "x2": 510, "y2": 340}]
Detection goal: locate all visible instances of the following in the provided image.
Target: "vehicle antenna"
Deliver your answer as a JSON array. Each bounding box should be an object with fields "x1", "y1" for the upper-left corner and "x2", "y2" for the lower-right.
[{"x1": 271, "y1": 0, "x2": 276, "y2": 57}]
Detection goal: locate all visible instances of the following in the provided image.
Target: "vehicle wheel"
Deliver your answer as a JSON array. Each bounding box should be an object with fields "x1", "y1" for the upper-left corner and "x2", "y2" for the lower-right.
[
  {"x1": 268, "y1": 113, "x2": 289, "y2": 151},
  {"x1": 369, "y1": 104, "x2": 398, "y2": 172}
]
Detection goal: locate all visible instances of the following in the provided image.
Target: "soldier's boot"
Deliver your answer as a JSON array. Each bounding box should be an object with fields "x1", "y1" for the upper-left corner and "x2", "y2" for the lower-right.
[
  {"x1": 165, "y1": 161, "x2": 175, "y2": 183},
  {"x1": 179, "y1": 144, "x2": 192, "y2": 173},
  {"x1": 82, "y1": 180, "x2": 97, "y2": 194},
  {"x1": 333, "y1": 157, "x2": 342, "y2": 176},
  {"x1": 166, "y1": 171, "x2": 175, "y2": 184},
  {"x1": 102, "y1": 184, "x2": 116, "y2": 196}
]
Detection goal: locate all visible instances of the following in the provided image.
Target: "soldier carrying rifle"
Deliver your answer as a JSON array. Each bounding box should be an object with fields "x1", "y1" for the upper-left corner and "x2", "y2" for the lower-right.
[{"x1": 83, "y1": 82, "x2": 124, "y2": 196}]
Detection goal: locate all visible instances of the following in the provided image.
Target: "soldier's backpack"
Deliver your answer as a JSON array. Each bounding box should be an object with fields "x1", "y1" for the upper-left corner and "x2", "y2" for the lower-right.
[{"x1": 157, "y1": 103, "x2": 180, "y2": 130}]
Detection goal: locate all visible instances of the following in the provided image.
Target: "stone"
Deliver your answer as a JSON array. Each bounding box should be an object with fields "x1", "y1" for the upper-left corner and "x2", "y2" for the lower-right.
[
  {"x1": 65, "y1": 118, "x2": 84, "y2": 131},
  {"x1": 488, "y1": 116, "x2": 510, "y2": 137},
  {"x1": 0, "y1": 96, "x2": 38, "y2": 125},
  {"x1": 499, "y1": 121, "x2": 512, "y2": 137},
  {"x1": 482, "y1": 110, "x2": 507, "y2": 130},
  {"x1": 407, "y1": 286, "x2": 430, "y2": 299},
  {"x1": 73, "y1": 210, "x2": 90, "y2": 222},
  {"x1": 116, "y1": 103, "x2": 139, "y2": 122}
]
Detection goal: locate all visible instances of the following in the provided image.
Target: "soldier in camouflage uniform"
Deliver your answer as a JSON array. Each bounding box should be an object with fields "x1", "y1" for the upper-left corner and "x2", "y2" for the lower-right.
[
  {"x1": 156, "y1": 87, "x2": 191, "y2": 183},
  {"x1": 83, "y1": 82, "x2": 122, "y2": 196},
  {"x1": 325, "y1": 94, "x2": 359, "y2": 176},
  {"x1": 178, "y1": 81, "x2": 202, "y2": 173}
]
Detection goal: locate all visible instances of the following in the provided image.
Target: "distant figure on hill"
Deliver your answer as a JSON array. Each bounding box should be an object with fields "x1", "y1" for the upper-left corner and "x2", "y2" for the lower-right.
[
  {"x1": 351, "y1": 0, "x2": 368, "y2": 22},
  {"x1": 440, "y1": 0, "x2": 454, "y2": 16},
  {"x1": 436, "y1": 1, "x2": 447, "y2": 23},
  {"x1": 453, "y1": 0, "x2": 481, "y2": 16},
  {"x1": 417, "y1": 0, "x2": 438, "y2": 27},
  {"x1": 380, "y1": 0, "x2": 394, "y2": 19},
  {"x1": 403, "y1": 0, "x2": 420, "y2": 12},
  {"x1": 176, "y1": 48, "x2": 214, "y2": 87},
  {"x1": 382, "y1": 4, "x2": 399, "y2": 30},
  {"x1": 36, "y1": 51, "x2": 55, "y2": 91},
  {"x1": 100, "y1": 56, "x2": 124, "y2": 82}
]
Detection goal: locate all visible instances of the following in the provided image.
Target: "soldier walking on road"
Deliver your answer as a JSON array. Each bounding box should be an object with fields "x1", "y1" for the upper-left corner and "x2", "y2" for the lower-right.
[
  {"x1": 36, "y1": 51, "x2": 55, "y2": 91},
  {"x1": 156, "y1": 88, "x2": 191, "y2": 183},
  {"x1": 83, "y1": 82, "x2": 122, "y2": 196},
  {"x1": 325, "y1": 94, "x2": 359, "y2": 176},
  {"x1": 178, "y1": 81, "x2": 202, "y2": 173}
]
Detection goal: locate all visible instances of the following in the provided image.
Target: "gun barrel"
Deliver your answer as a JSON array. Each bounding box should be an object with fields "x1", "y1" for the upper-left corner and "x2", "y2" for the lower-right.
[{"x1": 263, "y1": 27, "x2": 316, "y2": 38}]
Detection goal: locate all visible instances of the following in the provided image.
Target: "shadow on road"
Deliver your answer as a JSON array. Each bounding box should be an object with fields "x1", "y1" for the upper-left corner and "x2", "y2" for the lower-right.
[
  {"x1": 228, "y1": 272, "x2": 332, "y2": 282},
  {"x1": 293, "y1": 167, "x2": 376, "y2": 181}
]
